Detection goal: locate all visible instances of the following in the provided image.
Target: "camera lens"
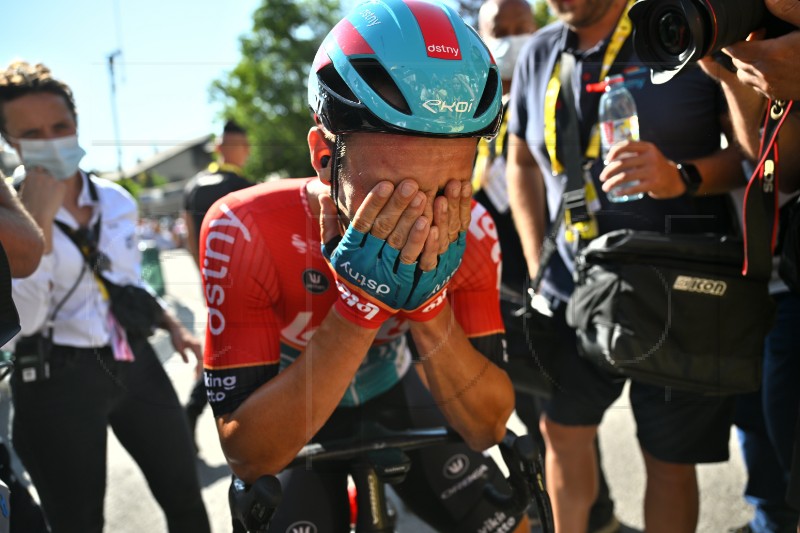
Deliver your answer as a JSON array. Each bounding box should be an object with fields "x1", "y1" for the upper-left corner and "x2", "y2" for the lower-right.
[
  {"x1": 657, "y1": 9, "x2": 690, "y2": 56},
  {"x1": 629, "y1": 0, "x2": 707, "y2": 81},
  {"x1": 630, "y1": 0, "x2": 773, "y2": 82}
]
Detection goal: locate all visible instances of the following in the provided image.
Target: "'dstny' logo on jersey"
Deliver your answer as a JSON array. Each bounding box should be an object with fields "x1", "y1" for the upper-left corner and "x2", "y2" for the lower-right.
[{"x1": 302, "y1": 269, "x2": 330, "y2": 294}]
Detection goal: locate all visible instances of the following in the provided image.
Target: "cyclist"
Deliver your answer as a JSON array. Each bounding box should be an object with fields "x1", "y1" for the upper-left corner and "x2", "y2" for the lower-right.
[{"x1": 200, "y1": 0, "x2": 529, "y2": 531}]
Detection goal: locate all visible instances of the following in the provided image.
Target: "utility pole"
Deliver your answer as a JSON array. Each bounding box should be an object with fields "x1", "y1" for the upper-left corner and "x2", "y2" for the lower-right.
[{"x1": 107, "y1": 50, "x2": 123, "y2": 178}]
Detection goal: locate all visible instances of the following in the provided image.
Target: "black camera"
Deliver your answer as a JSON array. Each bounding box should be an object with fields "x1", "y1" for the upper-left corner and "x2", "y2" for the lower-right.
[{"x1": 629, "y1": 0, "x2": 795, "y2": 82}]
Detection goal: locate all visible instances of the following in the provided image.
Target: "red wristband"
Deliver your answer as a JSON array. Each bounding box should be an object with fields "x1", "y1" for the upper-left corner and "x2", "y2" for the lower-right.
[
  {"x1": 332, "y1": 280, "x2": 395, "y2": 329},
  {"x1": 399, "y1": 288, "x2": 449, "y2": 322}
]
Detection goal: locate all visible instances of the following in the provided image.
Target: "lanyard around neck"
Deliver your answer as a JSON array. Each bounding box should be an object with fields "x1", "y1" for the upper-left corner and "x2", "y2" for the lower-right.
[{"x1": 544, "y1": 0, "x2": 635, "y2": 175}]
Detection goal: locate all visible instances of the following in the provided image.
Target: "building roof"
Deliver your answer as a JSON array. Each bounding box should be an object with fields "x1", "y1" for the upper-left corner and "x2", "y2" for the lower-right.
[{"x1": 104, "y1": 133, "x2": 213, "y2": 181}]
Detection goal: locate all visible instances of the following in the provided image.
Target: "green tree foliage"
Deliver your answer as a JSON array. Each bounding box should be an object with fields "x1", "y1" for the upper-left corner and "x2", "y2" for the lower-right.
[
  {"x1": 116, "y1": 177, "x2": 142, "y2": 199},
  {"x1": 131, "y1": 170, "x2": 168, "y2": 188},
  {"x1": 533, "y1": 0, "x2": 554, "y2": 29},
  {"x1": 211, "y1": 0, "x2": 341, "y2": 181}
]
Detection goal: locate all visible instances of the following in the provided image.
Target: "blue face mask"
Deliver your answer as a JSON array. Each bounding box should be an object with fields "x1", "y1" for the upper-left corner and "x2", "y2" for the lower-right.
[{"x1": 17, "y1": 135, "x2": 86, "y2": 180}]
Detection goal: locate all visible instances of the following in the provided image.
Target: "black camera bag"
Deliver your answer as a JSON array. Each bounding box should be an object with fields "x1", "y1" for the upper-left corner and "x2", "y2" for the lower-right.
[
  {"x1": 12, "y1": 333, "x2": 53, "y2": 383},
  {"x1": 99, "y1": 275, "x2": 164, "y2": 338},
  {"x1": 566, "y1": 230, "x2": 773, "y2": 394},
  {"x1": 565, "y1": 99, "x2": 792, "y2": 394}
]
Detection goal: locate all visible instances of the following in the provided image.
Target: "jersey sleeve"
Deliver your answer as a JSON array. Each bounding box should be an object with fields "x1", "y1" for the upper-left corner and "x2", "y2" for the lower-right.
[
  {"x1": 449, "y1": 202, "x2": 506, "y2": 365},
  {"x1": 200, "y1": 195, "x2": 282, "y2": 417}
]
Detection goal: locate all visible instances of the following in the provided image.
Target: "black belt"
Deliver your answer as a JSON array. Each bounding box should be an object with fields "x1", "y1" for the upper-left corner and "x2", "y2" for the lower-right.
[{"x1": 51, "y1": 344, "x2": 113, "y2": 357}]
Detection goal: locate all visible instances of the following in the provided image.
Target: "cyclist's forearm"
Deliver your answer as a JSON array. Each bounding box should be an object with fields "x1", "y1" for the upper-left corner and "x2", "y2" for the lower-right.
[
  {"x1": 217, "y1": 309, "x2": 378, "y2": 482},
  {"x1": 410, "y1": 305, "x2": 515, "y2": 451}
]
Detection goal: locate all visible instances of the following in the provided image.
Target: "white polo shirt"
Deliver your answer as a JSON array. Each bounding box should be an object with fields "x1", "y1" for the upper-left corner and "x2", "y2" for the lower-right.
[{"x1": 10, "y1": 171, "x2": 140, "y2": 349}]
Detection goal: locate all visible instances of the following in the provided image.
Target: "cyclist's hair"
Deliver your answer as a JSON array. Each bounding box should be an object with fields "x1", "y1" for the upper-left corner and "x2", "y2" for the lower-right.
[{"x1": 0, "y1": 61, "x2": 77, "y2": 138}]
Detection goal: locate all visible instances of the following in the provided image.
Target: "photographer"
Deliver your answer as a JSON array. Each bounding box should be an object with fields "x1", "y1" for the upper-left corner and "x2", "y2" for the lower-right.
[
  {"x1": 700, "y1": 0, "x2": 800, "y2": 190},
  {"x1": 697, "y1": 2, "x2": 800, "y2": 531}
]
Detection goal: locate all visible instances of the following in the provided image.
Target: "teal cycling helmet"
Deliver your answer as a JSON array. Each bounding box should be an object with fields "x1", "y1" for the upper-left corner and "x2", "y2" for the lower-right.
[{"x1": 308, "y1": 0, "x2": 503, "y2": 139}]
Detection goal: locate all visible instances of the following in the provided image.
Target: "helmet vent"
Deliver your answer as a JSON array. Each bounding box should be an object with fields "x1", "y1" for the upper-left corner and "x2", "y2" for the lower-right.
[
  {"x1": 351, "y1": 59, "x2": 412, "y2": 115},
  {"x1": 473, "y1": 68, "x2": 499, "y2": 119},
  {"x1": 318, "y1": 63, "x2": 359, "y2": 104}
]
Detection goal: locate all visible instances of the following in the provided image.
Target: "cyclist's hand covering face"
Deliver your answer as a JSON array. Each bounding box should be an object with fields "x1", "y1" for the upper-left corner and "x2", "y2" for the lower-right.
[
  {"x1": 321, "y1": 134, "x2": 477, "y2": 325},
  {"x1": 335, "y1": 133, "x2": 475, "y2": 261},
  {"x1": 320, "y1": 180, "x2": 430, "y2": 327}
]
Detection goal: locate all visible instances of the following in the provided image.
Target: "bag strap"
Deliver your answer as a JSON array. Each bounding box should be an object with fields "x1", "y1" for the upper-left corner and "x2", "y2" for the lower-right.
[
  {"x1": 530, "y1": 52, "x2": 587, "y2": 292},
  {"x1": 554, "y1": 52, "x2": 588, "y2": 196},
  {"x1": 52, "y1": 172, "x2": 115, "y2": 307},
  {"x1": 53, "y1": 173, "x2": 105, "y2": 272},
  {"x1": 47, "y1": 263, "x2": 86, "y2": 329},
  {"x1": 742, "y1": 99, "x2": 793, "y2": 279}
]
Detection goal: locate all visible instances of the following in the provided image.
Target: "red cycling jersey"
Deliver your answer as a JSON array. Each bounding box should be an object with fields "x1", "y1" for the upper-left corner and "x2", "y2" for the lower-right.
[{"x1": 199, "y1": 178, "x2": 504, "y2": 417}]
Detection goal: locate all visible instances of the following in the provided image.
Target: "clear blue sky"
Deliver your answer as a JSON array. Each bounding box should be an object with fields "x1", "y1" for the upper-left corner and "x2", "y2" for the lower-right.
[{"x1": 3, "y1": 0, "x2": 263, "y2": 173}]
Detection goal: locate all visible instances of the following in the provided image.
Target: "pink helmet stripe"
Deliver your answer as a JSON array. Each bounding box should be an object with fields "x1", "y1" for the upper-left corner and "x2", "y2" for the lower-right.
[
  {"x1": 331, "y1": 19, "x2": 376, "y2": 57},
  {"x1": 403, "y1": 0, "x2": 463, "y2": 60},
  {"x1": 311, "y1": 44, "x2": 332, "y2": 73}
]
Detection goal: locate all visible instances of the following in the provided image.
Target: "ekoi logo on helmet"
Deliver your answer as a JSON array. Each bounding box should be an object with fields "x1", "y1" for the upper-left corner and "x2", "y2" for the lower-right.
[{"x1": 422, "y1": 99, "x2": 474, "y2": 114}]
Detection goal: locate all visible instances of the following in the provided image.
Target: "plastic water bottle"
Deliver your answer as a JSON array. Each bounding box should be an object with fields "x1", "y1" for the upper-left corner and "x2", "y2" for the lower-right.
[{"x1": 599, "y1": 76, "x2": 644, "y2": 203}]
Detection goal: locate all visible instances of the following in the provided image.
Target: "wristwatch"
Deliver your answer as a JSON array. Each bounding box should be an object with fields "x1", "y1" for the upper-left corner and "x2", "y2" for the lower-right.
[{"x1": 676, "y1": 162, "x2": 703, "y2": 196}]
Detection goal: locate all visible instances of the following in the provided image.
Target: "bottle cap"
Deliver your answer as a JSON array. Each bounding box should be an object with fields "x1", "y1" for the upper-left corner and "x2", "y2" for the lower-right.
[{"x1": 586, "y1": 81, "x2": 607, "y2": 93}]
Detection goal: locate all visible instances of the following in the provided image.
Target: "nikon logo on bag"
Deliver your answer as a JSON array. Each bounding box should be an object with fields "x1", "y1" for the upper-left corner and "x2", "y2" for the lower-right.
[{"x1": 673, "y1": 275, "x2": 727, "y2": 296}]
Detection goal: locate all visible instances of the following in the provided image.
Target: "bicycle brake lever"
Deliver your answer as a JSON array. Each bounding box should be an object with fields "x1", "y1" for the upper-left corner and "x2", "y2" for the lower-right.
[
  {"x1": 511, "y1": 434, "x2": 555, "y2": 533},
  {"x1": 229, "y1": 475, "x2": 283, "y2": 532},
  {"x1": 483, "y1": 432, "x2": 531, "y2": 512},
  {"x1": 483, "y1": 432, "x2": 555, "y2": 533}
]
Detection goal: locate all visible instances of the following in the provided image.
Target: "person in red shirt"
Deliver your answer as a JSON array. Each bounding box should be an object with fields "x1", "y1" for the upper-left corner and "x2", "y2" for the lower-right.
[{"x1": 200, "y1": 0, "x2": 530, "y2": 531}]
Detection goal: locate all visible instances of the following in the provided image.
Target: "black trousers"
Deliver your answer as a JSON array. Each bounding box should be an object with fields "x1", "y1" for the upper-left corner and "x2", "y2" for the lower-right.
[{"x1": 11, "y1": 340, "x2": 210, "y2": 533}]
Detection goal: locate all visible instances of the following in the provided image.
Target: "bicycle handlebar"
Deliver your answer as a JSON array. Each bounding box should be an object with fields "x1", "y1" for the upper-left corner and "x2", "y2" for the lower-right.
[
  {"x1": 229, "y1": 424, "x2": 554, "y2": 533},
  {"x1": 289, "y1": 423, "x2": 459, "y2": 467}
]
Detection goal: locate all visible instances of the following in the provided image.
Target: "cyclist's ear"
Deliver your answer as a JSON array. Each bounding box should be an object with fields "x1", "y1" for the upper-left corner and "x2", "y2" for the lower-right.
[{"x1": 308, "y1": 127, "x2": 333, "y2": 183}]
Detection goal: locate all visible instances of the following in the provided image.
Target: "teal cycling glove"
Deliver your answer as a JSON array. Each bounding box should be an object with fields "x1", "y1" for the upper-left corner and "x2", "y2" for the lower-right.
[{"x1": 322, "y1": 225, "x2": 466, "y2": 327}]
